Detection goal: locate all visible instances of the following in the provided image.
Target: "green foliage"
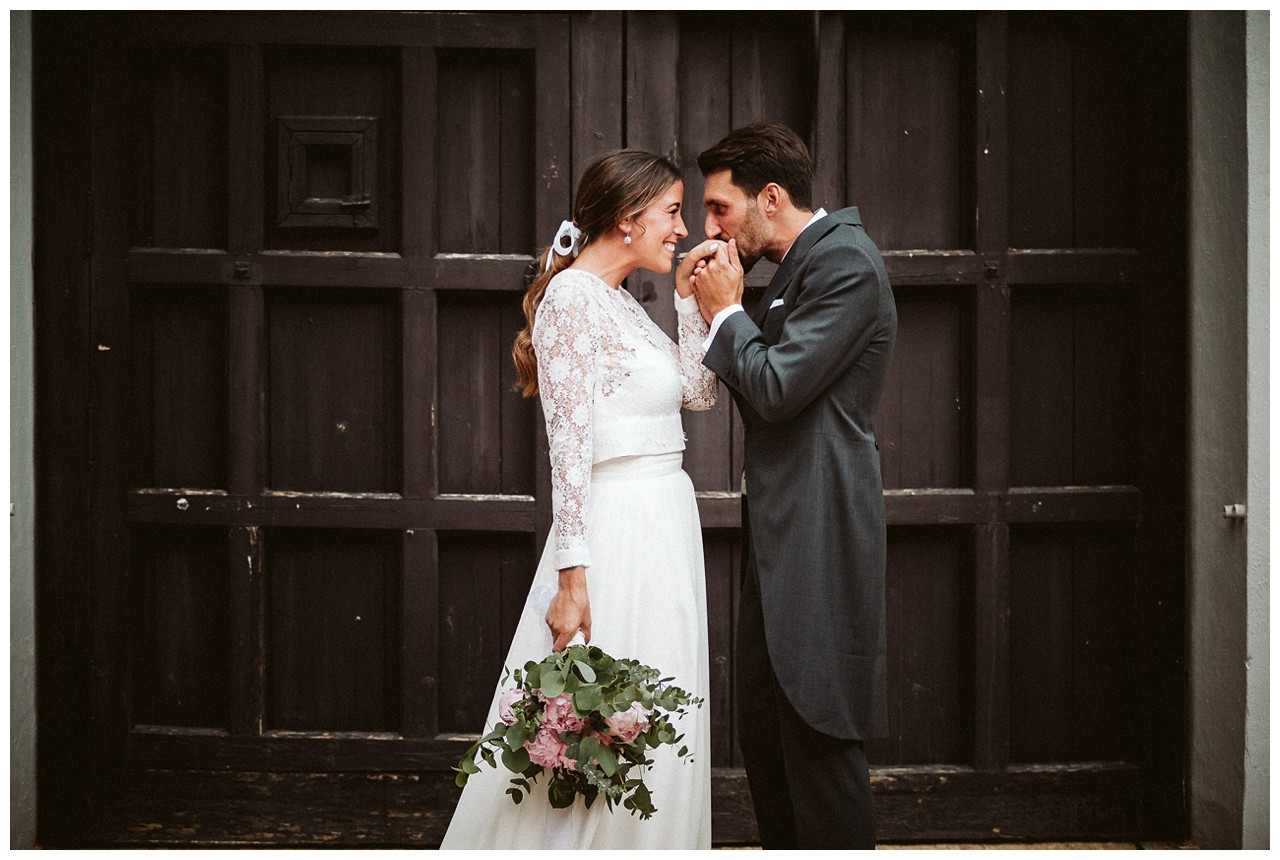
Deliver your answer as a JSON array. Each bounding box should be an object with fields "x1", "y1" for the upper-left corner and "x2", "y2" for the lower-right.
[{"x1": 453, "y1": 642, "x2": 704, "y2": 820}]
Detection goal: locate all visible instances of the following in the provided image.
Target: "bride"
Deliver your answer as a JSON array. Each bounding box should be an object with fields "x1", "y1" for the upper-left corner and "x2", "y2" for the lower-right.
[{"x1": 439, "y1": 150, "x2": 716, "y2": 850}]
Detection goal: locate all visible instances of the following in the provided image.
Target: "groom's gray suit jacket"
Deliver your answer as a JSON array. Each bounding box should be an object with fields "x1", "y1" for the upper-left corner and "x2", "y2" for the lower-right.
[{"x1": 703, "y1": 207, "x2": 896, "y2": 741}]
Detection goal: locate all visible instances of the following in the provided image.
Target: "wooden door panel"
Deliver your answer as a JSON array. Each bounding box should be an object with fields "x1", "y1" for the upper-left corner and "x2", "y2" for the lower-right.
[
  {"x1": 436, "y1": 293, "x2": 536, "y2": 496},
  {"x1": 1009, "y1": 524, "x2": 1136, "y2": 763},
  {"x1": 869, "y1": 527, "x2": 975, "y2": 766},
  {"x1": 437, "y1": 532, "x2": 536, "y2": 734},
  {"x1": 847, "y1": 17, "x2": 975, "y2": 251},
  {"x1": 436, "y1": 49, "x2": 535, "y2": 255},
  {"x1": 128, "y1": 286, "x2": 229, "y2": 489},
  {"x1": 266, "y1": 288, "x2": 401, "y2": 493},
  {"x1": 1010, "y1": 286, "x2": 1139, "y2": 487},
  {"x1": 266, "y1": 528, "x2": 402, "y2": 732},
  {"x1": 130, "y1": 43, "x2": 229, "y2": 250},
  {"x1": 878, "y1": 290, "x2": 972, "y2": 489},
  {"x1": 130, "y1": 525, "x2": 231, "y2": 729},
  {"x1": 1009, "y1": 15, "x2": 1140, "y2": 248}
]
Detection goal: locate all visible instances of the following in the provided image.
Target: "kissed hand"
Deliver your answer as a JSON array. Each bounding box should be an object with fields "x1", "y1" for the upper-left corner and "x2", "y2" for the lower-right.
[
  {"x1": 675, "y1": 238, "x2": 723, "y2": 299},
  {"x1": 546, "y1": 566, "x2": 592, "y2": 652},
  {"x1": 691, "y1": 238, "x2": 744, "y2": 321}
]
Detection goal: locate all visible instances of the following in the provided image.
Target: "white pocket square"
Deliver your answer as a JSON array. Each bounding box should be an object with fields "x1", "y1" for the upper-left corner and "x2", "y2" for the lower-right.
[{"x1": 769, "y1": 298, "x2": 785, "y2": 309}]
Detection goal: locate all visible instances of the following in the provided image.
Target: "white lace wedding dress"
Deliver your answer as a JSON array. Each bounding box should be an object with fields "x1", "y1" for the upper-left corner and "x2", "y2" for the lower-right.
[{"x1": 440, "y1": 269, "x2": 716, "y2": 850}]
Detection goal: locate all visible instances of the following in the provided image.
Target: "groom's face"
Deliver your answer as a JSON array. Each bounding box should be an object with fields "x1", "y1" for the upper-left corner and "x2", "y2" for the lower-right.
[{"x1": 702, "y1": 169, "x2": 769, "y2": 271}]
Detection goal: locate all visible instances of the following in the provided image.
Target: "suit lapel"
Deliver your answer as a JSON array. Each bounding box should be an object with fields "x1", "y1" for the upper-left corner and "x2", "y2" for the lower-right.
[{"x1": 751, "y1": 212, "x2": 835, "y2": 326}]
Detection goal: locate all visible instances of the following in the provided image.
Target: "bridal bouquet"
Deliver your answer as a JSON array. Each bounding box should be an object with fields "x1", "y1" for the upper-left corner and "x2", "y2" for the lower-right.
[{"x1": 453, "y1": 643, "x2": 703, "y2": 819}]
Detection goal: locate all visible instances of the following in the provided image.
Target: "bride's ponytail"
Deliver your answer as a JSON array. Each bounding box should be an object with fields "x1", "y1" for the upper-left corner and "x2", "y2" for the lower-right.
[{"x1": 513, "y1": 248, "x2": 575, "y2": 397}]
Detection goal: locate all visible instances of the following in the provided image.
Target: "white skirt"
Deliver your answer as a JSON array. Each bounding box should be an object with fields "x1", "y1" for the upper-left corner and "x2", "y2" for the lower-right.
[{"x1": 440, "y1": 452, "x2": 712, "y2": 850}]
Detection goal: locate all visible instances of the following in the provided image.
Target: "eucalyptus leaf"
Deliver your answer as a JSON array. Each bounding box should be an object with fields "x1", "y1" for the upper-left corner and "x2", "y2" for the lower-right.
[
  {"x1": 574, "y1": 660, "x2": 597, "y2": 683},
  {"x1": 501, "y1": 745, "x2": 532, "y2": 774},
  {"x1": 540, "y1": 668, "x2": 566, "y2": 698}
]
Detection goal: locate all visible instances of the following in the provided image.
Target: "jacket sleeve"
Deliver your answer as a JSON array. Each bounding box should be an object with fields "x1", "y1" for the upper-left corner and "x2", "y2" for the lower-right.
[{"x1": 702, "y1": 236, "x2": 885, "y2": 424}]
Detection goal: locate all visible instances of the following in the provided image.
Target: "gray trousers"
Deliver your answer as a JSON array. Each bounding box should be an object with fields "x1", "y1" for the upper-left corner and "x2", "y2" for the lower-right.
[{"x1": 735, "y1": 507, "x2": 876, "y2": 849}]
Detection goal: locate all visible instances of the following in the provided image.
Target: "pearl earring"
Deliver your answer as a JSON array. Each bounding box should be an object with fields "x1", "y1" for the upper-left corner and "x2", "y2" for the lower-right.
[{"x1": 624, "y1": 234, "x2": 631, "y2": 245}]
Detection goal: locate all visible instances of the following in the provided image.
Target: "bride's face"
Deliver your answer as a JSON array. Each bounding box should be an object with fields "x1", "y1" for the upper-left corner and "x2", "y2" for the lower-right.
[{"x1": 625, "y1": 180, "x2": 687, "y2": 274}]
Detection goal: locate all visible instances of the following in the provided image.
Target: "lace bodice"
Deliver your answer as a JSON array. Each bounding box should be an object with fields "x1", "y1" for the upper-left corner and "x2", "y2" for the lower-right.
[{"x1": 532, "y1": 268, "x2": 717, "y2": 569}]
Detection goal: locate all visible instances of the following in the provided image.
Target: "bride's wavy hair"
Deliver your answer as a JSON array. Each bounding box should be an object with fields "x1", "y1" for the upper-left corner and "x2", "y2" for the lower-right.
[{"x1": 513, "y1": 149, "x2": 681, "y2": 397}]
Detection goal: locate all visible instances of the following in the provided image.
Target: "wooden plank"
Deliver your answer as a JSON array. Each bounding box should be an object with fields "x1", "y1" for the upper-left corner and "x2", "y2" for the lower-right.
[
  {"x1": 131, "y1": 526, "x2": 231, "y2": 730},
  {"x1": 436, "y1": 52, "x2": 504, "y2": 254},
  {"x1": 1009, "y1": 287, "x2": 1074, "y2": 485},
  {"x1": 1071, "y1": 527, "x2": 1136, "y2": 762},
  {"x1": 624, "y1": 12, "x2": 680, "y2": 337},
  {"x1": 90, "y1": 19, "x2": 135, "y2": 777},
  {"x1": 1008, "y1": 13, "x2": 1072, "y2": 248},
  {"x1": 33, "y1": 13, "x2": 98, "y2": 836},
  {"x1": 401, "y1": 290, "x2": 432, "y2": 498},
  {"x1": 229, "y1": 526, "x2": 266, "y2": 736},
  {"x1": 1004, "y1": 486, "x2": 1141, "y2": 522},
  {"x1": 266, "y1": 289, "x2": 401, "y2": 493},
  {"x1": 228, "y1": 44, "x2": 264, "y2": 255},
  {"x1": 127, "y1": 249, "x2": 537, "y2": 291},
  {"x1": 1073, "y1": 292, "x2": 1139, "y2": 484},
  {"x1": 675, "y1": 16, "x2": 737, "y2": 496},
  {"x1": 1003, "y1": 249, "x2": 1139, "y2": 283},
  {"x1": 400, "y1": 47, "x2": 435, "y2": 259},
  {"x1": 973, "y1": 523, "x2": 1010, "y2": 771},
  {"x1": 1071, "y1": 24, "x2": 1139, "y2": 248},
  {"x1": 129, "y1": 248, "x2": 1105, "y2": 291},
  {"x1": 400, "y1": 528, "x2": 434, "y2": 738},
  {"x1": 570, "y1": 11, "x2": 624, "y2": 176},
  {"x1": 703, "y1": 536, "x2": 736, "y2": 767},
  {"x1": 877, "y1": 292, "x2": 966, "y2": 489},
  {"x1": 868, "y1": 528, "x2": 973, "y2": 766},
  {"x1": 112, "y1": 11, "x2": 541, "y2": 49},
  {"x1": 499, "y1": 56, "x2": 535, "y2": 255},
  {"x1": 228, "y1": 284, "x2": 266, "y2": 494},
  {"x1": 1131, "y1": 13, "x2": 1189, "y2": 835},
  {"x1": 1008, "y1": 525, "x2": 1073, "y2": 762},
  {"x1": 89, "y1": 761, "x2": 1140, "y2": 846},
  {"x1": 141, "y1": 42, "x2": 229, "y2": 250},
  {"x1": 436, "y1": 296, "x2": 502, "y2": 493},
  {"x1": 498, "y1": 297, "x2": 536, "y2": 495},
  {"x1": 812, "y1": 12, "x2": 846, "y2": 213},
  {"x1": 846, "y1": 18, "x2": 967, "y2": 250},
  {"x1": 533, "y1": 15, "x2": 572, "y2": 252},
  {"x1": 126, "y1": 490, "x2": 539, "y2": 531},
  {"x1": 266, "y1": 529, "x2": 402, "y2": 733}
]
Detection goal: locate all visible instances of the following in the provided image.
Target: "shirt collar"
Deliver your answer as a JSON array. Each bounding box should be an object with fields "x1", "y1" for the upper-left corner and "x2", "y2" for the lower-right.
[{"x1": 780, "y1": 208, "x2": 827, "y2": 263}]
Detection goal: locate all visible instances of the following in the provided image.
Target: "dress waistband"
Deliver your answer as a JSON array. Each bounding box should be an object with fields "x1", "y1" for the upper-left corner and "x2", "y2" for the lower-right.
[{"x1": 591, "y1": 452, "x2": 684, "y2": 482}]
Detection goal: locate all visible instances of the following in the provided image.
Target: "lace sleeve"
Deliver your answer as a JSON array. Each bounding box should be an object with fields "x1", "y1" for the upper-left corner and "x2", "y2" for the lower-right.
[
  {"x1": 674, "y1": 291, "x2": 718, "y2": 411},
  {"x1": 533, "y1": 277, "x2": 599, "y2": 570}
]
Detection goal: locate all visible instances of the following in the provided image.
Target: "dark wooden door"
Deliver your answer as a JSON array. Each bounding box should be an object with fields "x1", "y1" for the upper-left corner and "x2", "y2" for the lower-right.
[{"x1": 35, "y1": 11, "x2": 1186, "y2": 846}]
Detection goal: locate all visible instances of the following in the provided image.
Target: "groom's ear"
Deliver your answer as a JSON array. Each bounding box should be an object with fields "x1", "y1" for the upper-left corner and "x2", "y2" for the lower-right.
[{"x1": 759, "y1": 182, "x2": 788, "y2": 217}]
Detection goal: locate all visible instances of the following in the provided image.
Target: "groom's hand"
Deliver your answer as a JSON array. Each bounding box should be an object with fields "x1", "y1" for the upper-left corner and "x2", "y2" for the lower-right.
[
  {"x1": 547, "y1": 566, "x2": 592, "y2": 651},
  {"x1": 692, "y1": 238, "x2": 744, "y2": 318},
  {"x1": 675, "y1": 239, "x2": 723, "y2": 299}
]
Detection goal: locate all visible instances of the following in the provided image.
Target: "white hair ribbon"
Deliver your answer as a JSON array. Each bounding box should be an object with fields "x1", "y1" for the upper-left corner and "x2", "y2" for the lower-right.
[{"x1": 545, "y1": 220, "x2": 582, "y2": 269}]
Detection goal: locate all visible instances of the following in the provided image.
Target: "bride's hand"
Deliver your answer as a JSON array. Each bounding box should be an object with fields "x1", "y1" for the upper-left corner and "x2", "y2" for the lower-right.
[
  {"x1": 546, "y1": 566, "x2": 592, "y2": 652},
  {"x1": 675, "y1": 239, "x2": 721, "y2": 298}
]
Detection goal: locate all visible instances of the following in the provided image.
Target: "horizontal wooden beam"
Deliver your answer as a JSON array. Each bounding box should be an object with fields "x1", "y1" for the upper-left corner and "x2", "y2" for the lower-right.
[
  {"x1": 127, "y1": 249, "x2": 533, "y2": 292},
  {"x1": 126, "y1": 486, "x2": 1142, "y2": 530},
  {"x1": 111, "y1": 11, "x2": 548, "y2": 49},
  {"x1": 101, "y1": 750, "x2": 1142, "y2": 846}
]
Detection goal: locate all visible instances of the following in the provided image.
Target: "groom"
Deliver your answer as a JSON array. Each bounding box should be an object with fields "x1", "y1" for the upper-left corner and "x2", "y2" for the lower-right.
[{"x1": 679, "y1": 123, "x2": 896, "y2": 849}]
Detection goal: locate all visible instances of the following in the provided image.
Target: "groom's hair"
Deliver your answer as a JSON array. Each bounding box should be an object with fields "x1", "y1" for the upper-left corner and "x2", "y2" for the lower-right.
[{"x1": 697, "y1": 122, "x2": 814, "y2": 211}]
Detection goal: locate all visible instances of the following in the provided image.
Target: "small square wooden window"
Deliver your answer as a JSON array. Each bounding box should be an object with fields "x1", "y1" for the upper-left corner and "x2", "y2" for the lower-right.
[{"x1": 276, "y1": 116, "x2": 379, "y2": 229}]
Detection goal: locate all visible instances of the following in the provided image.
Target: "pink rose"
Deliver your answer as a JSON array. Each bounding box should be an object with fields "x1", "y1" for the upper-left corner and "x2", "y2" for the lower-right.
[
  {"x1": 605, "y1": 701, "x2": 651, "y2": 743},
  {"x1": 539, "y1": 691, "x2": 585, "y2": 734},
  {"x1": 524, "y1": 727, "x2": 568, "y2": 769},
  {"x1": 498, "y1": 687, "x2": 525, "y2": 726}
]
